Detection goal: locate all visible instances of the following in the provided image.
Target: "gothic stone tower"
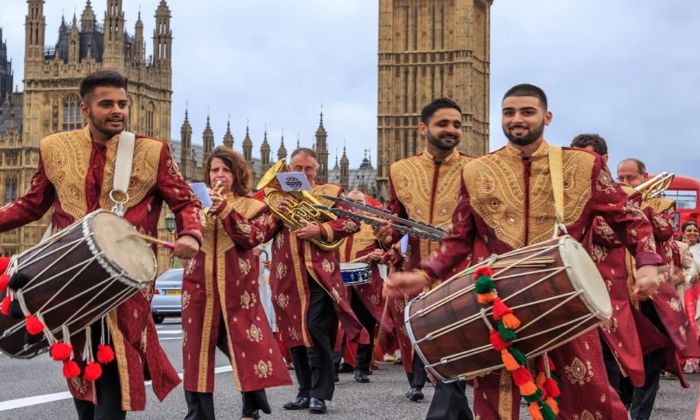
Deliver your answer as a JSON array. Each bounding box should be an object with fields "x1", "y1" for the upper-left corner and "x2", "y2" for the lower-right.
[
  {"x1": 376, "y1": 0, "x2": 492, "y2": 200},
  {"x1": 0, "y1": 0, "x2": 173, "y2": 253}
]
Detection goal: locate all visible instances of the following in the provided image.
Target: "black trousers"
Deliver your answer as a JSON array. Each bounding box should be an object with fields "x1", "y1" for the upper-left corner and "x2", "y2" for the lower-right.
[
  {"x1": 624, "y1": 301, "x2": 665, "y2": 420},
  {"x1": 426, "y1": 380, "x2": 474, "y2": 420},
  {"x1": 350, "y1": 288, "x2": 377, "y2": 374},
  {"x1": 74, "y1": 359, "x2": 125, "y2": 420},
  {"x1": 600, "y1": 333, "x2": 624, "y2": 402},
  {"x1": 289, "y1": 278, "x2": 338, "y2": 401},
  {"x1": 406, "y1": 352, "x2": 427, "y2": 389},
  {"x1": 184, "y1": 315, "x2": 271, "y2": 419}
]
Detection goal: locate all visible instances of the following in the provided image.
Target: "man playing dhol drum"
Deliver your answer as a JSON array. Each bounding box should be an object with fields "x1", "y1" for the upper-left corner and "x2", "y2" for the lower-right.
[
  {"x1": 375, "y1": 97, "x2": 474, "y2": 419},
  {"x1": 385, "y1": 84, "x2": 663, "y2": 419},
  {"x1": 182, "y1": 146, "x2": 292, "y2": 420},
  {"x1": 0, "y1": 70, "x2": 202, "y2": 419}
]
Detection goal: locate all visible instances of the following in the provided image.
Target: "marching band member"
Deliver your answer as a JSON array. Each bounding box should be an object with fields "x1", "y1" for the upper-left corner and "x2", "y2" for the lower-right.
[
  {"x1": 570, "y1": 134, "x2": 647, "y2": 392},
  {"x1": 338, "y1": 188, "x2": 393, "y2": 384},
  {"x1": 0, "y1": 70, "x2": 202, "y2": 419},
  {"x1": 265, "y1": 148, "x2": 368, "y2": 415},
  {"x1": 386, "y1": 84, "x2": 663, "y2": 419},
  {"x1": 376, "y1": 97, "x2": 473, "y2": 418},
  {"x1": 182, "y1": 146, "x2": 291, "y2": 420}
]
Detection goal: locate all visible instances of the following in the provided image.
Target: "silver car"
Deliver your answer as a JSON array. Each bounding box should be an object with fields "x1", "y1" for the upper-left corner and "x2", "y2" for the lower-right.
[{"x1": 151, "y1": 268, "x2": 183, "y2": 324}]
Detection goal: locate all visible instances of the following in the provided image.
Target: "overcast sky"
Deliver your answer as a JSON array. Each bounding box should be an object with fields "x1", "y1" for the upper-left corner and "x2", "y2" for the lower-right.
[{"x1": 1, "y1": 1, "x2": 698, "y2": 177}]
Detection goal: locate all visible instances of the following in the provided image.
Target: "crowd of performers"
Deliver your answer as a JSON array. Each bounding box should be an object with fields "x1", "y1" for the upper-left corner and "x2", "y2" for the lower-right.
[{"x1": 0, "y1": 68, "x2": 698, "y2": 420}]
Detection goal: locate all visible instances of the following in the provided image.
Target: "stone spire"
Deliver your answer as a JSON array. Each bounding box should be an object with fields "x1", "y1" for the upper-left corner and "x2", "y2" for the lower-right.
[
  {"x1": 202, "y1": 115, "x2": 214, "y2": 157},
  {"x1": 242, "y1": 123, "x2": 253, "y2": 162},
  {"x1": 68, "y1": 14, "x2": 80, "y2": 62},
  {"x1": 340, "y1": 145, "x2": 349, "y2": 189},
  {"x1": 133, "y1": 11, "x2": 145, "y2": 64},
  {"x1": 180, "y1": 108, "x2": 193, "y2": 179},
  {"x1": 25, "y1": 0, "x2": 46, "y2": 64},
  {"x1": 277, "y1": 131, "x2": 287, "y2": 161},
  {"x1": 223, "y1": 117, "x2": 234, "y2": 149},
  {"x1": 154, "y1": 0, "x2": 172, "y2": 70},
  {"x1": 80, "y1": 0, "x2": 96, "y2": 32},
  {"x1": 260, "y1": 128, "x2": 271, "y2": 171},
  {"x1": 314, "y1": 109, "x2": 329, "y2": 182},
  {"x1": 103, "y1": 0, "x2": 125, "y2": 67}
]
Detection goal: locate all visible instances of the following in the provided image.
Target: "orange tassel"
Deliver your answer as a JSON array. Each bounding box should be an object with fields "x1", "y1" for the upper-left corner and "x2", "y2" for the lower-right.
[
  {"x1": 477, "y1": 291, "x2": 496, "y2": 305},
  {"x1": 528, "y1": 402, "x2": 544, "y2": 420},
  {"x1": 501, "y1": 313, "x2": 521, "y2": 329},
  {"x1": 535, "y1": 371, "x2": 547, "y2": 389},
  {"x1": 519, "y1": 380, "x2": 538, "y2": 396},
  {"x1": 501, "y1": 349, "x2": 519, "y2": 371},
  {"x1": 545, "y1": 397, "x2": 560, "y2": 415}
]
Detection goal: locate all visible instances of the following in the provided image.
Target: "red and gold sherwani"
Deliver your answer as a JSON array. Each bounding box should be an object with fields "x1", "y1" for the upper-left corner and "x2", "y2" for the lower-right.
[
  {"x1": 419, "y1": 140, "x2": 663, "y2": 420},
  {"x1": 386, "y1": 149, "x2": 472, "y2": 374},
  {"x1": 268, "y1": 183, "x2": 368, "y2": 348},
  {"x1": 339, "y1": 222, "x2": 391, "y2": 330},
  {"x1": 582, "y1": 184, "x2": 647, "y2": 387},
  {"x1": 182, "y1": 194, "x2": 292, "y2": 393},
  {"x1": 0, "y1": 127, "x2": 203, "y2": 411}
]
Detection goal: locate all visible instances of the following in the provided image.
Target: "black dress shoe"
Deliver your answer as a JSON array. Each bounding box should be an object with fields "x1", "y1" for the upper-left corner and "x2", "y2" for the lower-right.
[
  {"x1": 338, "y1": 362, "x2": 355, "y2": 373},
  {"x1": 408, "y1": 387, "x2": 424, "y2": 401},
  {"x1": 283, "y1": 396, "x2": 310, "y2": 410},
  {"x1": 309, "y1": 397, "x2": 327, "y2": 414},
  {"x1": 354, "y1": 370, "x2": 370, "y2": 383}
]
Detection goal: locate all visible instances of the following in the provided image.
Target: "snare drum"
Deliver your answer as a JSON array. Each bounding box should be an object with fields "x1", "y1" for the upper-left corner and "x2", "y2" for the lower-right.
[
  {"x1": 405, "y1": 235, "x2": 611, "y2": 382},
  {"x1": 340, "y1": 262, "x2": 372, "y2": 286},
  {"x1": 0, "y1": 210, "x2": 157, "y2": 358}
]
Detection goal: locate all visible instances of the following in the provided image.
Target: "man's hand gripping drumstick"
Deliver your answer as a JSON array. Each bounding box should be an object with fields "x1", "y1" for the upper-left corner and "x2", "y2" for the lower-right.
[
  {"x1": 130, "y1": 231, "x2": 200, "y2": 260},
  {"x1": 632, "y1": 264, "x2": 662, "y2": 301}
]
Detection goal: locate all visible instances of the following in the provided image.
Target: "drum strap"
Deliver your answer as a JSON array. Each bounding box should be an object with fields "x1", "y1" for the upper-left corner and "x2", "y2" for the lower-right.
[
  {"x1": 110, "y1": 131, "x2": 136, "y2": 216},
  {"x1": 548, "y1": 144, "x2": 567, "y2": 235}
]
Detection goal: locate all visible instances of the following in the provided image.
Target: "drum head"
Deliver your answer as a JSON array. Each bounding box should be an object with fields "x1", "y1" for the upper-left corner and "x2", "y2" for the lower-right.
[
  {"x1": 89, "y1": 212, "x2": 157, "y2": 284},
  {"x1": 340, "y1": 262, "x2": 369, "y2": 271},
  {"x1": 560, "y1": 236, "x2": 612, "y2": 319}
]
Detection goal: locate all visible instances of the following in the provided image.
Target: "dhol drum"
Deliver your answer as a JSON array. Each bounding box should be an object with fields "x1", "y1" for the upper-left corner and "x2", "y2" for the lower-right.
[
  {"x1": 340, "y1": 262, "x2": 372, "y2": 286},
  {"x1": 0, "y1": 210, "x2": 157, "y2": 358},
  {"x1": 405, "y1": 235, "x2": 611, "y2": 382}
]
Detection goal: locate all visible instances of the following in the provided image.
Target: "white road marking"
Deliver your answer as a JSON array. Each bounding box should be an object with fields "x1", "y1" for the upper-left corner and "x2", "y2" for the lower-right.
[
  {"x1": 155, "y1": 330, "x2": 182, "y2": 335},
  {"x1": 0, "y1": 366, "x2": 233, "y2": 411}
]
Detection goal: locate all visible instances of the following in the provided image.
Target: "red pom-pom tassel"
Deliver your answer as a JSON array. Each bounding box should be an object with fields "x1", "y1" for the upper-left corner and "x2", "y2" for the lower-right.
[
  {"x1": 83, "y1": 361, "x2": 103, "y2": 381},
  {"x1": 62, "y1": 360, "x2": 81, "y2": 379},
  {"x1": 49, "y1": 342, "x2": 73, "y2": 362},
  {"x1": 0, "y1": 294, "x2": 11, "y2": 316},
  {"x1": 473, "y1": 266, "x2": 493, "y2": 279},
  {"x1": 97, "y1": 344, "x2": 115, "y2": 364},
  {"x1": 538, "y1": 355, "x2": 556, "y2": 372},
  {"x1": 0, "y1": 257, "x2": 10, "y2": 274},
  {"x1": 489, "y1": 329, "x2": 510, "y2": 351},
  {"x1": 0, "y1": 274, "x2": 9, "y2": 292},
  {"x1": 511, "y1": 366, "x2": 533, "y2": 386},
  {"x1": 25, "y1": 314, "x2": 44, "y2": 335},
  {"x1": 544, "y1": 377, "x2": 561, "y2": 398},
  {"x1": 491, "y1": 297, "x2": 511, "y2": 320}
]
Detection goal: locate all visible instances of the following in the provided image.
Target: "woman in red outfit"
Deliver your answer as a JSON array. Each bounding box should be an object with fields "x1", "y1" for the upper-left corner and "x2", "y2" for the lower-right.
[{"x1": 182, "y1": 147, "x2": 291, "y2": 420}]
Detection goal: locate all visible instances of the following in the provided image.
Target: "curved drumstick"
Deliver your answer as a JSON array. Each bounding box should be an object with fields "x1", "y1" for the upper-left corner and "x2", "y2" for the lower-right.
[{"x1": 130, "y1": 232, "x2": 175, "y2": 250}]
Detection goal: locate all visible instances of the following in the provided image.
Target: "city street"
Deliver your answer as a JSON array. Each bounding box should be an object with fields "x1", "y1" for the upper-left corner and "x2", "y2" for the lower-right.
[{"x1": 0, "y1": 318, "x2": 697, "y2": 419}]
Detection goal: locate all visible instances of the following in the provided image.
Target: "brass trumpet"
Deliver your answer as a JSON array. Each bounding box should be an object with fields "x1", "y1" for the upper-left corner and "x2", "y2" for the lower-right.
[
  {"x1": 635, "y1": 172, "x2": 674, "y2": 202},
  {"x1": 256, "y1": 159, "x2": 343, "y2": 251}
]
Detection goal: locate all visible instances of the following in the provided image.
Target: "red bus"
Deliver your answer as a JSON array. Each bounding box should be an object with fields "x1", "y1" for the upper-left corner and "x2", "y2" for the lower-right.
[{"x1": 659, "y1": 174, "x2": 700, "y2": 234}]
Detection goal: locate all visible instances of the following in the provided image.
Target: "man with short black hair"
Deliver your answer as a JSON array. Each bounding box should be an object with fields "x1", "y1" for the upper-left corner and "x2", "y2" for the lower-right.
[{"x1": 0, "y1": 69, "x2": 203, "y2": 419}]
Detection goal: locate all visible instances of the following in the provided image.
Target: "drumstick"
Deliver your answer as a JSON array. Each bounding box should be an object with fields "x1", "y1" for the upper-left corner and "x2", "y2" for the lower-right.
[
  {"x1": 130, "y1": 232, "x2": 175, "y2": 250},
  {"x1": 347, "y1": 255, "x2": 370, "y2": 264}
]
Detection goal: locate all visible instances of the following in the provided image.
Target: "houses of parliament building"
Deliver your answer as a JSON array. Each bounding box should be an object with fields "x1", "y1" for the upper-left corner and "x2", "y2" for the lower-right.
[{"x1": 0, "y1": 0, "x2": 492, "y2": 270}]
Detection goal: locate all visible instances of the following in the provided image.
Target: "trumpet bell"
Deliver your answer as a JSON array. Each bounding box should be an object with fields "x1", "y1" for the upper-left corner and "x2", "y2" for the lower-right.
[{"x1": 256, "y1": 159, "x2": 286, "y2": 191}]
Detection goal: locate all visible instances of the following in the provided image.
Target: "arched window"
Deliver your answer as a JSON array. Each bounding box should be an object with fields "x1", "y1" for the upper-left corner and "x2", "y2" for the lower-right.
[
  {"x1": 4, "y1": 177, "x2": 17, "y2": 203},
  {"x1": 62, "y1": 95, "x2": 82, "y2": 131},
  {"x1": 145, "y1": 102, "x2": 155, "y2": 137}
]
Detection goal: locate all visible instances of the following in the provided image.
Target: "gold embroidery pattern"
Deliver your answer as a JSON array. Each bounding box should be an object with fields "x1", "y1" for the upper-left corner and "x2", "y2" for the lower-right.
[
  {"x1": 321, "y1": 259, "x2": 335, "y2": 274},
  {"x1": 276, "y1": 262, "x2": 288, "y2": 279},
  {"x1": 600, "y1": 315, "x2": 618, "y2": 333},
  {"x1": 275, "y1": 234, "x2": 284, "y2": 250},
  {"x1": 390, "y1": 152, "x2": 471, "y2": 261},
  {"x1": 237, "y1": 223, "x2": 252, "y2": 234},
  {"x1": 239, "y1": 258, "x2": 252, "y2": 275},
  {"x1": 464, "y1": 143, "x2": 593, "y2": 249},
  {"x1": 40, "y1": 129, "x2": 92, "y2": 219},
  {"x1": 565, "y1": 357, "x2": 594, "y2": 385},
  {"x1": 246, "y1": 324, "x2": 263, "y2": 342},
  {"x1": 370, "y1": 294, "x2": 380, "y2": 305},
  {"x1": 288, "y1": 326, "x2": 300, "y2": 341},
  {"x1": 276, "y1": 293, "x2": 289, "y2": 309},
  {"x1": 240, "y1": 290, "x2": 257, "y2": 309},
  {"x1": 669, "y1": 297, "x2": 682, "y2": 312},
  {"x1": 254, "y1": 360, "x2": 273, "y2": 378},
  {"x1": 99, "y1": 137, "x2": 162, "y2": 211},
  {"x1": 590, "y1": 244, "x2": 608, "y2": 263},
  {"x1": 573, "y1": 410, "x2": 602, "y2": 420},
  {"x1": 498, "y1": 369, "x2": 513, "y2": 420},
  {"x1": 342, "y1": 220, "x2": 358, "y2": 232}
]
